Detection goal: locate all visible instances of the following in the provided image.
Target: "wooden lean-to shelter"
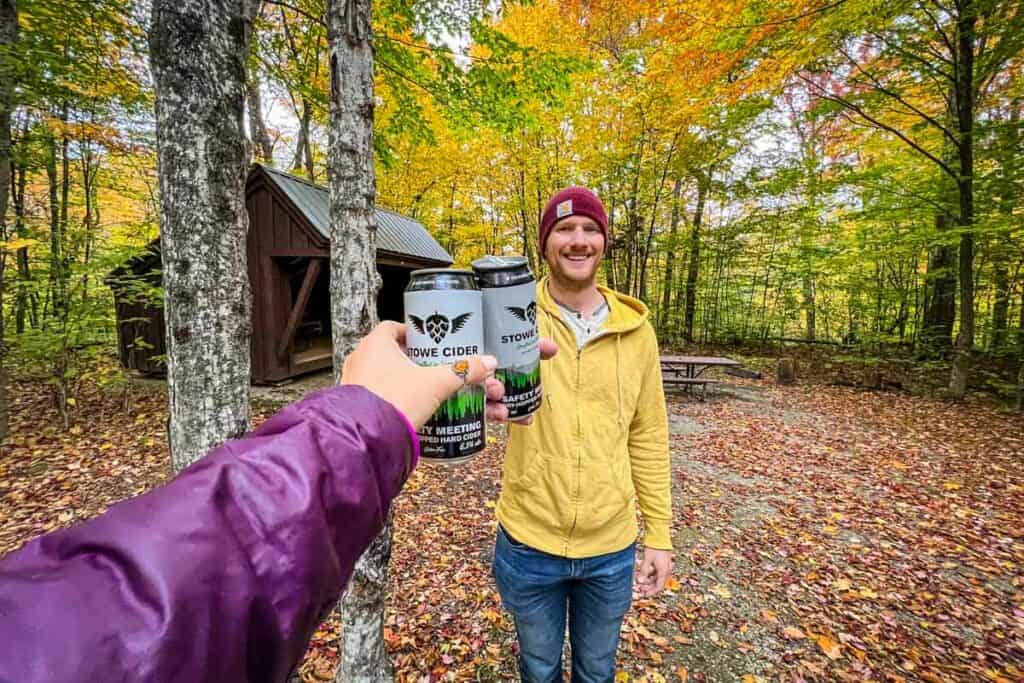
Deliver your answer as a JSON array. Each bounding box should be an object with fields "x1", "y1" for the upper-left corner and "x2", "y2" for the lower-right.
[{"x1": 109, "y1": 163, "x2": 453, "y2": 383}]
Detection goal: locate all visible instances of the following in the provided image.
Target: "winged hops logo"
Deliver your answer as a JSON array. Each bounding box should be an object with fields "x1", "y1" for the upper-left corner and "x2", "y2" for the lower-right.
[
  {"x1": 506, "y1": 301, "x2": 537, "y2": 325},
  {"x1": 409, "y1": 311, "x2": 473, "y2": 344}
]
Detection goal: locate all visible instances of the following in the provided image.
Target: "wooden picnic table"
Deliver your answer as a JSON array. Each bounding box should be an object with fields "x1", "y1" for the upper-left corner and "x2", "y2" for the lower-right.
[
  {"x1": 659, "y1": 355, "x2": 740, "y2": 398},
  {"x1": 660, "y1": 355, "x2": 740, "y2": 378}
]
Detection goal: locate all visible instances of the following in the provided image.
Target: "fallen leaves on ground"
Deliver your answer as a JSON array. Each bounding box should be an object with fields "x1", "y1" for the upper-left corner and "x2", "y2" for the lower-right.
[
  {"x1": 0, "y1": 380, "x2": 170, "y2": 555},
  {"x1": 2, "y1": 376, "x2": 1022, "y2": 682}
]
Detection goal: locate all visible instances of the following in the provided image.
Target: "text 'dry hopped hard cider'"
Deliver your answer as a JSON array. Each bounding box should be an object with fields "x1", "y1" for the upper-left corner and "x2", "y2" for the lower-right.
[
  {"x1": 404, "y1": 269, "x2": 485, "y2": 463},
  {"x1": 471, "y1": 256, "x2": 541, "y2": 420}
]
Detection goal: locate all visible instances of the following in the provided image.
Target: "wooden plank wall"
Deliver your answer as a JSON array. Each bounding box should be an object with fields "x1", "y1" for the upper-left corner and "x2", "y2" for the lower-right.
[{"x1": 114, "y1": 287, "x2": 166, "y2": 375}]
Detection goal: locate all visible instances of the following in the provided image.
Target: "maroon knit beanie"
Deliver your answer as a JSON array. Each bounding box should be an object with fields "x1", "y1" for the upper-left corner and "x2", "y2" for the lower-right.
[{"x1": 539, "y1": 186, "x2": 609, "y2": 255}]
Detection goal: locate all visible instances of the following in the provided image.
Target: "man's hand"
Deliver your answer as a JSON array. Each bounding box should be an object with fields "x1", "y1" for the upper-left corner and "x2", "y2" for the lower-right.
[
  {"x1": 339, "y1": 322, "x2": 558, "y2": 429},
  {"x1": 490, "y1": 338, "x2": 558, "y2": 425},
  {"x1": 634, "y1": 547, "x2": 673, "y2": 598}
]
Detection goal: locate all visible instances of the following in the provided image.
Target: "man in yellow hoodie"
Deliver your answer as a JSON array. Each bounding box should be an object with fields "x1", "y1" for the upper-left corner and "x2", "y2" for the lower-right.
[{"x1": 493, "y1": 186, "x2": 673, "y2": 682}]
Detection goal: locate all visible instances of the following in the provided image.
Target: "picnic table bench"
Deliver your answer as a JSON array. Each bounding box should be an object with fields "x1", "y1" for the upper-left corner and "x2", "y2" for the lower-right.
[{"x1": 660, "y1": 355, "x2": 740, "y2": 399}]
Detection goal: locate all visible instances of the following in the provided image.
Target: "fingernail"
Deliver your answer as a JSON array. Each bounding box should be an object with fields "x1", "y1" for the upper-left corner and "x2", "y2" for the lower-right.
[{"x1": 482, "y1": 356, "x2": 497, "y2": 371}]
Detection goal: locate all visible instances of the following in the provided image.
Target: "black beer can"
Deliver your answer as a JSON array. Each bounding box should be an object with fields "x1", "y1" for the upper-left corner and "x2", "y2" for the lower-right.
[
  {"x1": 404, "y1": 269, "x2": 486, "y2": 463},
  {"x1": 471, "y1": 256, "x2": 542, "y2": 421}
]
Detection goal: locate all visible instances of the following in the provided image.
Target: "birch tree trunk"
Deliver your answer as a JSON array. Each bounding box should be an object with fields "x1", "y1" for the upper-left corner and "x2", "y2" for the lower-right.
[
  {"x1": 150, "y1": 0, "x2": 257, "y2": 470},
  {"x1": 338, "y1": 513, "x2": 393, "y2": 682},
  {"x1": 0, "y1": 0, "x2": 14, "y2": 442},
  {"x1": 325, "y1": 0, "x2": 391, "y2": 679}
]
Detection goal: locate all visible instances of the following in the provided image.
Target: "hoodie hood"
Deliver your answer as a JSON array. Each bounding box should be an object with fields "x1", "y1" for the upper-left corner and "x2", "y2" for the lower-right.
[{"x1": 536, "y1": 277, "x2": 649, "y2": 335}]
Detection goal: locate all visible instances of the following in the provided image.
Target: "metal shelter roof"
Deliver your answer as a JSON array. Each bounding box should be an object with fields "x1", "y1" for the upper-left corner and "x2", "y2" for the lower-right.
[{"x1": 257, "y1": 164, "x2": 453, "y2": 265}]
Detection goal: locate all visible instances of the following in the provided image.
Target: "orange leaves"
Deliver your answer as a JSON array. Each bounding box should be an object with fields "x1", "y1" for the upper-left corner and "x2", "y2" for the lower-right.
[
  {"x1": 8, "y1": 366, "x2": 1024, "y2": 682},
  {"x1": 816, "y1": 634, "x2": 842, "y2": 660}
]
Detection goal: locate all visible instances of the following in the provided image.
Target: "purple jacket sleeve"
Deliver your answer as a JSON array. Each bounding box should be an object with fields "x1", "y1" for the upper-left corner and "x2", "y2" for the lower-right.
[{"x1": 0, "y1": 385, "x2": 418, "y2": 683}]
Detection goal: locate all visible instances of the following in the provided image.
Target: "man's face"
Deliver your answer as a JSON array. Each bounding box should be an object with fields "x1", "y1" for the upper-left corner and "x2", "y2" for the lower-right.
[{"x1": 543, "y1": 215, "x2": 605, "y2": 286}]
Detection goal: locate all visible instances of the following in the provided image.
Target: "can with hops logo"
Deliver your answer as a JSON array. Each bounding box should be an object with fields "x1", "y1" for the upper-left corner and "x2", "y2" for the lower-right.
[
  {"x1": 471, "y1": 256, "x2": 542, "y2": 421},
  {"x1": 404, "y1": 269, "x2": 486, "y2": 463}
]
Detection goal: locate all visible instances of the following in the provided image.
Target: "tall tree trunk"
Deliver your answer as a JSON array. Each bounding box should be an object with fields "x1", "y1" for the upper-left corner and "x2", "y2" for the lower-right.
[
  {"x1": 684, "y1": 172, "x2": 709, "y2": 343},
  {"x1": 13, "y1": 160, "x2": 35, "y2": 332},
  {"x1": 801, "y1": 216, "x2": 816, "y2": 342},
  {"x1": 948, "y1": 0, "x2": 977, "y2": 400},
  {"x1": 639, "y1": 136, "x2": 679, "y2": 301},
  {"x1": 921, "y1": 103, "x2": 961, "y2": 355},
  {"x1": 659, "y1": 178, "x2": 682, "y2": 333},
  {"x1": 338, "y1": 513, "x2": 393, "y2": 682},
  {"x1": 921, "y1": 219, "x2": 956, "y2": 351},
  {"x1": 604, "y1": 194, "x2": 617, "y2": 291},
  {"x1": 991, "y1": 108, "x2": 1019, "y2": 351},
  {"x1": 325, "y1": 0, "x2": 389, "y2": 679},
  {"x1": 625, "y1": 150, "x2": 643, "y2": 296},
  {"x1": 59, "y1": 122, "x2": 69, "y2": 253},
  {"x1": 516, "y1": 168, "x2": 535, "y2": 272},
  {"x1": 45, "y1": 131, "x2": 64, "y2": 326},
  {"x1": 302, "y1": 97, "x2": 315, "y2": 181},
  {"x1": 791, "y1": 102, "x2": 820, "y2": 343},
  {"x1": 0, "y1": 0, "x2": 14, "y2": 442},
  {"x1": 293, "y1": 102, "x2": 312, "y2": 179},
  {"x1": 802, "y1": 267, "x2": 816, "y2": 342},
  {"x1": 150, "y1": 0, "x2": 256, "y2": 470},
  {"x1": 79, "y1": 145, "x2": 99, "y2": 303},
  {"x1": 674, "y1": 248, "x2": 690, "y2": 339},
  {"x1": 992, "y1": 259, "x2": 1010, "y2": 350},
  {"x1": 447, "y1": 180, "x2": 457, "y2": 261},
  {"x1": 246, "y1": 74, "x2": 274, "y2": 162}
]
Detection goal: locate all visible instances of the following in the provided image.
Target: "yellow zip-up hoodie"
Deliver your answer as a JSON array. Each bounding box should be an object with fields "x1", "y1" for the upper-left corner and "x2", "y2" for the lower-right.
[{"x1": 496, "y1": 277, "x2": 673, "y2": 558}]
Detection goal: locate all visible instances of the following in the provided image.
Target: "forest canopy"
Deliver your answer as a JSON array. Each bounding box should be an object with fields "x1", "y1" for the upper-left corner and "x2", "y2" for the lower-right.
[{"x1": 1, "y1": 0, "x2": 1022, "y2": 404}]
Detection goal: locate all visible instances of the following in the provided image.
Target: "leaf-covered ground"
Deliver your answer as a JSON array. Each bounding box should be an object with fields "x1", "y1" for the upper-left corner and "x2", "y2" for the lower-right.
[{"x1": 1, "y1": 376, "x2": 1022, "y2": 682}]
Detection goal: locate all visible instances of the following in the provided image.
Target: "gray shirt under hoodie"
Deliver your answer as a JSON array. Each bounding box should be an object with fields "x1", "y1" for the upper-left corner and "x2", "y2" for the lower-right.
[{"x1": 554, "y1": 295, "x2": 610, "y2": 350}]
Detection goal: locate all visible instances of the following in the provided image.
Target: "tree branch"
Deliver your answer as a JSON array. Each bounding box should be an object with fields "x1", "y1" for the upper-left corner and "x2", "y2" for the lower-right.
[
  {"x1": 798, "y1": 73, "x2": 958, "y2": 179},
  {"x1": 380, "y1": 33, "x2": 516, "y2": 65},
  {"x1": 919, "y1": 1, "x2": 957, "y2": 60},
  {"x1": 262, "y1": 0, "x2": 324, "y2": 28},
  {"x1": 375, "y1": 56, "x2": 454, "y2": 110},
  {"x1": 867, "y1": 29, "x2": 954, "y2": 80},
  {"x1": 836, "y1": 44, "x2": 959, "y2": 148},
  {"x1": 855, "y1": 174, "x2": 949, "y2": 213}
]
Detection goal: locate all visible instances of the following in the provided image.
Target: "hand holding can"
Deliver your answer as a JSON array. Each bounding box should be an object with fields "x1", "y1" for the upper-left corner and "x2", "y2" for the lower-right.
[
  {"x1": 472, "y1": 256, "x2": 542, "y2": 421},
  {"x1": 340, "y1": 321, "x2": 502, "y2": 429},
  {"x1": 404, "y1": 269, "x2": 487, "y2": 464}
]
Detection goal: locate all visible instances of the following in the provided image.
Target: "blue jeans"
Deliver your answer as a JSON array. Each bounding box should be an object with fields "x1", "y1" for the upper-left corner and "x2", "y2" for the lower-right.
[{"x1": 492, "y1": 526, "x2": 635, "y2": 683}]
